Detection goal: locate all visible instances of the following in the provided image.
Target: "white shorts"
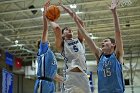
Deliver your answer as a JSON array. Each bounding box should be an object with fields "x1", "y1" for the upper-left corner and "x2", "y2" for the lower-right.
[{"x1": 63, "y1": 71, "x2": 91, "y2": 93}]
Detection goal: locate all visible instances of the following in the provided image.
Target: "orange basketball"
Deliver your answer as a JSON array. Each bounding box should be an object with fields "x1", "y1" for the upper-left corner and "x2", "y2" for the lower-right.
[{"x1": 45, "y1": 5, "x2": 60, "y2": 21}]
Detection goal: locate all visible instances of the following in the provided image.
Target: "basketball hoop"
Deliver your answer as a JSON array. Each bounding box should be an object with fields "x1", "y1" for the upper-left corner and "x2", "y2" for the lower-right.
[
  {"x1": 111, "y1": 0, "x2": 132, "y2": 7},
  {"x1": 119, "y1": 0, "x2": 132, "y2": 6}
]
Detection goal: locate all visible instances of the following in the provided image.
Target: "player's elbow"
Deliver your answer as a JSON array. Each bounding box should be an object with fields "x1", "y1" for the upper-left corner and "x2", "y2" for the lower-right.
[
  {"x1": 55, "y1": 43, "x2": 62, "y2": 52},
  {"x1": 53, "y1": 26, "x2": 61, "y2": 32}
]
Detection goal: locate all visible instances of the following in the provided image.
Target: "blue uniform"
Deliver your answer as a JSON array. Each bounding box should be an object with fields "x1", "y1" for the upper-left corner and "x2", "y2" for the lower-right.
[
  {"x1": 34, "y1": 41, "x2": 57, "y2": 93},
  {"x1": 97, "y1": 52, "x2": 125, "y2": 93}
]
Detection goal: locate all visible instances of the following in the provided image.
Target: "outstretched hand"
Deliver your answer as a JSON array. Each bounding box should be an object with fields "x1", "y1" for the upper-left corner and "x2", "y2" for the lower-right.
[
  {"x1": 108, "y1": 0, "x2": 119, "y2": 11},
  {"x1": 43, "y1": 0, "x2": 50, "y2": 21},
  {"x1": 44, "y1": 0, "x2": 50, "y2": 13},
  {"x1": 54, "y1": 74, "x2": 64, "y2": 83}
]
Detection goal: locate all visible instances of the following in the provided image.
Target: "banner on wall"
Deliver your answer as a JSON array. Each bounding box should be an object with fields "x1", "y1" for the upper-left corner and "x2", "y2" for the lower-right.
[
  {"x1": 15, "y1": 58, "x2": 22, "y2": 69},
  {"x1": 0, "y1": 49, "x2": 2, "y2": 58},
  {"x1": 0, "y1": 49, "x2": 5, "y2": 60},
  {"x1": 2, "y1": 69, "x2": 13, "y2": 93},
  {"x1": 5, "y1": 51, "x2": 13, "y2": 66}
]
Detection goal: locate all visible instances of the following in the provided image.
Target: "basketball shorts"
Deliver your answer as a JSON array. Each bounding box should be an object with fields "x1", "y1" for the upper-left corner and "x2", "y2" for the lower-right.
[
  {"x1": 63, "y1": 72, "x2": 91, "y2": 93},
  {"x1": 34, "y1": 79, "x2": 55, "y2": 93}
]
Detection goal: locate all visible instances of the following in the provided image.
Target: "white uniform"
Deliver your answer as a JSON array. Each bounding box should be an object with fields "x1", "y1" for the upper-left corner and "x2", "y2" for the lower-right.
[{"x1": 62, "y1": 38, "x2": 91, "y2": 93}]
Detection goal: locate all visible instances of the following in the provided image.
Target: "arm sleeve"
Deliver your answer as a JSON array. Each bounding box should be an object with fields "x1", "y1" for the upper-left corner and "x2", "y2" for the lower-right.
[{"x1": 38, "y1": 40, "x2": 49, "y2": 55}]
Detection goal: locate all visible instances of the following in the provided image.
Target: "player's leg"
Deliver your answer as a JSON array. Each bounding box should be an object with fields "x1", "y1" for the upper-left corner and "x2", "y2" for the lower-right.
[
  {"x1": 72, "y1": 72, "x2": 91, "y2": 93},
  {"x1": 64, "y1": 72, "x2": 91, "y2": 93},
  {"x1": 34, "y1": 79, "x2": 40, "y2": 93},
  {"x1": 41, "y1": 80, "x2": 55, "y2": 93}
]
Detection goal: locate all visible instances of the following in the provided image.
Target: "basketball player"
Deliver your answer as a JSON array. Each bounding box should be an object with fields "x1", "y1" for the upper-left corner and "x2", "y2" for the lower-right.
[
  {"x1": 49, "y1": 3, "x2": 91, "y2": 93},
  {"x1": 71, "y1": 1, "x2": 125, "y2": 93},
  {"x1": 34, "y1": 1, "x2": 63, "y2": 93}
]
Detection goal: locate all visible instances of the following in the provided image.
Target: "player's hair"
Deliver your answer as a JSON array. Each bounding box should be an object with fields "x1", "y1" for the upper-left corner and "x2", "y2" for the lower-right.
[
  {"x1": 107, "y1": 37, "x2": 115, "y2": 43},
  {"x1": 61, "y1": 27, "x2": 68, "y2": 48},
  {"x1": 62, "y1": 27, "x2": 68, "y2": 34},
  {"x1": 106, "y1": 37, "x2": 116, "y2": 50},
  {"x1": 61, "y1": 27, "x2": 68, "y2": 40},
  {"x1": 37, "y1": 39, "x2": 41, "y2": 49}
]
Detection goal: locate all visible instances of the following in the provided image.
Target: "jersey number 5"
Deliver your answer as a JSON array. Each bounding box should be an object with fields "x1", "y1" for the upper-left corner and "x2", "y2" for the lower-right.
[{"x1": 73, "y1": 45, "x2": 79, "y2": 52}]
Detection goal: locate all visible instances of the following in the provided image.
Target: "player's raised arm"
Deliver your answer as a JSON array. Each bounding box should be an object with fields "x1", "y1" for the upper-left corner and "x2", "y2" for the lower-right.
[
  {"x1": 44, "y1": 1, "x2": 63, "y2": 52},
  {"x1": 49, "y1": 21, "x2": 63, "y2": 52},
  {"x1": 41, "y1": 1, "x2": 50, "y2": 43},
  {"x1": 59, "y1": 3, "x2": 84, "y2": 42},
  {"x1": 109, "y1": 0, "x2": 124, "y2": 63},
  {"x1": 54, "y1": 73, "x2": 63, "y2": 83},
  {"x1": 73, "y1": 13, "x2": 102, "y2": 61}
]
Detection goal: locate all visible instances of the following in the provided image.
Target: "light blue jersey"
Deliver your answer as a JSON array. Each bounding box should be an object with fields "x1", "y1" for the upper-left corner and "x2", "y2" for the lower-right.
[
  {"x1": 34, "y1": 41, "x2": 57, "y2": 93},
  {"x1": 97, "y1": 52, "x2": 125, "y2": 93}
]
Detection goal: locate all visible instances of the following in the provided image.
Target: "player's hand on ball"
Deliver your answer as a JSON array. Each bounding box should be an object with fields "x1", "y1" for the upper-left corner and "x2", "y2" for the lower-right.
[{"x1": 44, "y1": 0, "x2": 50, "y2": 12}]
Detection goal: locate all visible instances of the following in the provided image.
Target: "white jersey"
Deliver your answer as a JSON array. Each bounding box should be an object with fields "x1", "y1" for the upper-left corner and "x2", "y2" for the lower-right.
[
  {"x1": 61, "y1": 39, "x2": 91, "y2": 93},
  {"x1": 63, "y1": 38, "x2": 87, "y2": 72}
]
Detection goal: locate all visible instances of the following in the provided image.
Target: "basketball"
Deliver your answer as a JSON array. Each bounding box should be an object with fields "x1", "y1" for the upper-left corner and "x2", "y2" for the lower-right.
[{"x1": 45, "y1": 5, "x2": 60, "y2": 21}]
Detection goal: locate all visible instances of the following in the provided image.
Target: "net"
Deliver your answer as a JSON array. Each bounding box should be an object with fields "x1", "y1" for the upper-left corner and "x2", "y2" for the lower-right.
[{"x1": 119, "y1": 0, "x2": 132, "y2": 6}]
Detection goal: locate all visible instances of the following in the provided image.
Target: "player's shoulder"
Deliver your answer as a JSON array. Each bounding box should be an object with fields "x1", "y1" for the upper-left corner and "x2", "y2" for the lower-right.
[{"x1": 115, "y1": 51, "x2": 124, "y2": 64}]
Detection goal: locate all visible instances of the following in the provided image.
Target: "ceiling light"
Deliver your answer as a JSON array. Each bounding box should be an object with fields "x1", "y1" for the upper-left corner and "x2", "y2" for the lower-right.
[
  {"x1": 41, "y1": 8, "x2": 44, "y2": 12},
  {"x1": 76, "y1": 11, "x2": 83, "y2": 14},
  {"x1": 89, "y1": 33, "x2": 93, "y2": 37},
  {"x1": 89, "y1": 33, "x2": 98, "y2": 39},
  {"x1": 15, "y1": 40, "x2": 18, "y2": 44},
  {"x1": 91, "y1": 36, "x2": 99, "y2": 39},
  {"x1": 70, "y1": 4, "x2": 77, "y2": 9},
  {"x1": 61, "y1": 11, "x2": 83, "y2": 16}
]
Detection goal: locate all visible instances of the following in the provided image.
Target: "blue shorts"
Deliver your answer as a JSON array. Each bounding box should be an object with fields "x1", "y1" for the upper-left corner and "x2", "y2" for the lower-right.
[
  {"x1": 34, "y1": 79, "x2": 55, "y2": 93},
  {"x1": 99, "y1": 89, "x2": 124, "y2": 93}
]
